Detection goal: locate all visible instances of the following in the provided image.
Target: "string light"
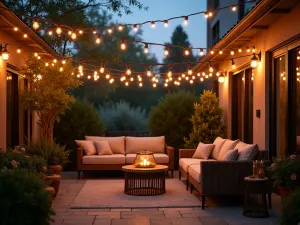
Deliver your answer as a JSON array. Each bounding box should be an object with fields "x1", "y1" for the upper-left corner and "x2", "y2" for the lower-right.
[
  {"x1": 146, "y1": 66, "x2": 152, "y2": 76},
  {"x1": 230, "y1": 50, "x2": 235, "y2": 55},
  {"x1": 238, "y1": 48, "x2": 242, "y2": 53},
  {"x1": 210, "y1": 50, "x2": 214, "y2": 55},
  {"x1": 183, "y1": 16, "x2": 189, "y2": 26},
  {"x1": 168, "y1": 66, "x2": 172, "y2": 77},
  {"x1": 164, "y1": 20, "x2": 168, "y2": 28},
  {"x1": 209, "y1": 63, "x2": 214, "y2": 73},
  {"x1": 23, "y1": 34, "x2": 28, "y2": 38},
  {"x1": 118, "y1": 24, "x2": 123, "y2": 31},
  {"x1": 247, "y1": 46, "x2": 250, "y2": 53},
  {"x1": 125, "y1": 81, "x2": 129, "y2": 86},
  {"x1": 17, "y1": 48, "x2": 21, "y2": 54},
  {"x1": 121, "y1": 40, "x2": 126, "y2": 50},
  {"x1": 144, "y1": 44, "x2": 149, "y2": 54},
  {"x1": 13, "y1": 27, "x2": 18, "y2": 32},
  {"x1": 164, "y1": 46, "x2": 169, "y2": 56},
  {"x1": 218, "y1": 74, "x2": 225, "y2": 83},
  {"x1": 232, "y1": 5, "x2": 237, "y2": 11},
  {"x1": 252, "y1": 46, "x2": 256, "y2": 52},
  {"x1": 200, "y1": 49, "x2": 204, "y2": 56},
  {"x1": 139, "y1": 82, "x2": 143, "y2": 87},
  {"x1": 133, "y1": 24, "x2": 138, "y2": 32},
  {"x1": 48, "y1": 30, "x2": 53, "y2": 36},
  {"x1": 95, "y1": 37, "x2": 101, "y2": 44},
  {"x1": 108, "y1": 27, "x2": 113, "y2": 34},
  {"x1": 231, "y1": 59, "x2": 236, "y2": 70},
  {"x1": 33, "y1": 21, "x2": 39, "y2": 29},
  {"x1": 56, "y1": 27, "x2": 62, "y2": 35},
  {"x1": 126, "y1": 65, "x2": 131, "y2": 75},
  {"x1": 93, "y1": 30, "x2": 97, "y2": 34},
  {"x1": 100, "y1": 64, "x2": 105, "y2": 73},
  {"x1": 184, "y1": 48, "x2": 190, "y2": 56},
  {"x1": 78, "y1": 30, "x2": 83, "y2": 34},
  {"x1": 219, "y1": 50, "x2": 223, "y2": 55},
  {"x1": 71, "y1": 32, "x2": 77, "y2": 40},
  {"x1": 188, "y1": 64, "x2": 193, "y2": 75},
  {"x1": 151, "y1": 21, "x2": 156, "y2": 28}
]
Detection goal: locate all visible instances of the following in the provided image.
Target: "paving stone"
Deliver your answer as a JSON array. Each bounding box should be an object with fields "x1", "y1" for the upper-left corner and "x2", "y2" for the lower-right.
[
  {"x1": 93, "y1": 219, "x2": 112, "y2": 225},
  {"x1": 111, "y1": 208, "x2": 132, "y2": 212},
  {"x1": 71, "y1": 211, "x2": 88, "y2": 215},
  {"x1": 68, "y1": 208, "x2": 110, "y2": 212},
  {"x1": 121, "y1": 211, "x2": 164, "y2": 219},
  {"x1": 92, "y1": 212, "x2": 120, "y2": 218},
  {"x1": 132, "y1": 208, "x2": 158, "y2": 211},
  {"x1": 164, "y1": 212, "x2": 182, "y2": 218},
  {"x1": 158, "y1": 208, "x2": 190, "y2": 212},
  {"x1": 200, "y1": 217, "x2": 228, "y2": 225},
  {"x1": 111, "y1": 218, "x2": 150, "y2": 225}
]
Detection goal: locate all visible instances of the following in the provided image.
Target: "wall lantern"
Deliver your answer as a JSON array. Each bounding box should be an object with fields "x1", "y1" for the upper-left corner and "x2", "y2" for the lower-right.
[
  {"x1": 0, "y1": 43, "x2": 9, "y2": 61},
  {"x1": 251, "y1": 52, "x2": 261, "y2": 69},
  {"x1": 218, "y1": 74, "x2": 225, "y2": 83}
]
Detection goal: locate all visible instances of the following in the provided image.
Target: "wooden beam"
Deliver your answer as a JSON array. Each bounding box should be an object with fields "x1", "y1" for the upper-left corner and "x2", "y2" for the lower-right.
[
  {"x1": 270, "y1": 8, "x2": 291, "y2": 14},
  {"x1": 252, "y1": 25, "x2": 269, "y2": 30}
]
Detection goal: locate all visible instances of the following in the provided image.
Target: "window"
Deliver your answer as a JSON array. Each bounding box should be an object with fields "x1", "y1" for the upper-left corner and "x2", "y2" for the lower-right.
[{"x1": 212, "y1": 21, "x2": 220, "y2": 46}]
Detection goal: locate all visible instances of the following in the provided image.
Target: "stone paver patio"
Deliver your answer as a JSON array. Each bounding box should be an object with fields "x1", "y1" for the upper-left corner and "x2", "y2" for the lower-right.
[{"x1": 51, "y1": 171, "x2": 281, "y2": 225}]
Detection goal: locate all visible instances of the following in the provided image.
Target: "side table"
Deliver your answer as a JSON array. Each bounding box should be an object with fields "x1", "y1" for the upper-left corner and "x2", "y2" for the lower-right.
[
  {"x1": 243, "y1": 176, "x2": 270, "y2": 218},
  {"x1": 122, "y1": 165, "x2": 168, "y2": 196}
]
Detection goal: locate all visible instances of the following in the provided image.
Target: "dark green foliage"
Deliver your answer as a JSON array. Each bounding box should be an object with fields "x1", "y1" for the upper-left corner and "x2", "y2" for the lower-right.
[
  {"x1": 99, "y1": 100, "x2": 148, "y2": 131},
  {"x1": 0, "y1": 169, "x2": 54, "y2": 225},
  {"x1": 280, "y1": 188, "x2": 300, "y2": 225},
  {"x1": 54, "y1": 99, "x2": 105, "y2": 169},
  {"x1": 25, "y1": 137, "x2": 71, "y2": 166},
  {"x1": 184, "y1": 90, "x2": 225, "y2": 147},
  {"x1": 149, "y1": 91, "x2": 197, "y2": 149}
]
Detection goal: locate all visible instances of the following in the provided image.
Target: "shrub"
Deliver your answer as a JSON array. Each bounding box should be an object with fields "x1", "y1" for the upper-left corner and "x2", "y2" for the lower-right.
[
  {"x1": 99, "y1": 100, "x2": 148, "y2": 131},
  {"x1": 0, "y1": 169, "x2": 54, "y2": 225},
  {"x1": 25, "y1": 137, "x2": 71, "y2": 167},
  {"x1": 54, "y1": 99, "x2": 105, "y2": 169},
  {"x1": 184, "y1": 90, "x2": 225, "y2": 148},
  {"x1": 280, "y1": 188, "x2": 300, "y2": 225},
  {"x1": 149, "y1": 91, "x2": 196, "y2": 149}
]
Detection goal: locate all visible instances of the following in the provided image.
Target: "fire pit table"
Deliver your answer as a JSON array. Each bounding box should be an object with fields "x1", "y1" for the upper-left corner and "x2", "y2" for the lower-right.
[{"x1": 122, "y1": 165, "x2": 168, "y2": 196}]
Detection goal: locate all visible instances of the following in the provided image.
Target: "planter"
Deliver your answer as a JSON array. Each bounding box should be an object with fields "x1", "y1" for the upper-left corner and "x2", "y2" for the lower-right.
[
  {"x1": 47, "y1": 164, "x2": 63, "y2": 175},
  {"x1": 45, "y1": 186, "x2": 55, "y2": 198},
  {"x1": 279, "y1": 185, "x2": 295, "y2": 199},
  {"x1": 46, "y1": 174, "x2": 61, "y2": 198}
]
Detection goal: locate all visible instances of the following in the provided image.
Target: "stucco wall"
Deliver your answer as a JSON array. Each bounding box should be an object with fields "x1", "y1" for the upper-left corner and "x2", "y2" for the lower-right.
[{"x1": 217, "y1": 3, "x2": 300, "y2": 150}]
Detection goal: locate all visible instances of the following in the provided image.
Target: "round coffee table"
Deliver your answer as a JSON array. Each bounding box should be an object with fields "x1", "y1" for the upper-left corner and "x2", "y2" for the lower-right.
[{"x1": 122, "y1": 165, "x2": 168, "y2": 196}]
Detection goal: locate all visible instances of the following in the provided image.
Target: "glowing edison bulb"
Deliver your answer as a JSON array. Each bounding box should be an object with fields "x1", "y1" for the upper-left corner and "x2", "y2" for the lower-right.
[
  {"x1": 230, "y1": 50, "x2": 235, "y2": 55},
  {"x1": 53, "y1": 59, "x2": 57, "y2": 63},
  {"x1": 139, "y1": 82, "x2": 143, "y2": 87},
  {"x1": 118, "y1": 24, "x2": 123, "y2": 31},
  {"x1": 247, "y1": 47, "x2": 250, "y2": 53},
  {"x1": 34, "y1": 52, "x2": 39, "y2": 57},
  {"x1": 130, "y1": 77, "x2": 134, "y2": 82},
  {"x1": 209, "y1": 65, "x2": 214, "y2": 73},
  {"x1": 95, "y1": 37, "x2": 101, "y2": 44},
  {"x1": 108, "y1": 27, "x2": 113, "y2": 34},
  {"x1": 14, "y1": 27, "x2": 18, "y2": 32},
  {"x1": 23, "y1": 33, "x2": 28, "y2": 38},
  {"x1": 164, "y1": 20, "x2": 168, "y2": 28},
  {"x1": 190, "y1": 80, "x2": 193, "y2": 84},
  {"x1": 56, "y1": 27, "x2": 62, "y2": 34},
  {"x1": 200, "y1": 49, "x2": 204, "y2": 56},
  {"x1": 200, "y1": 77, "x2": 204, "y2": 82},
  {"x1": 151, "y1": 21, "x2": 156, "y2": 28},
  {"x1": 144, "y1": 44, "x2": 149, "y2": 54},
  {"x1": 218, "y1": 75, "x2": 225, "y2": 83},
  {"x1": 164, "y1": 83, "x2": 168, "y2": 87},
  {"x1": 68, "y1": 31, "x2": 72, "y2": 36},
  {"x1": 62, "y1": 60, "x2": 66, "y2": 64},
  {"x1": 188, "y1": 68, "x2": 193, "y2": 75},
  {"x1": 133, "y1": 24, "x2": 138, "y2": 32},
  {"x1": 45, "y1": 62, "x2": 49, "y2": 67},
  {"x1": 37, "y1": 56, "x2": 41, "y2": 60},
  {"x1": 153, "y1": 83, "x2": 157, "y2": 88},
  {"x1": 164, "y1": 47, "x2": 169, "y2": 56},
  {"x1": 184, "y1": 49, "x2": 190, "y2": 56},
  {"x1": 238, "y1": 48, "x2": 242, "y2": 53},
  {"x1": 147, "y1": 69, "x2": 152, "y2": 76},
  {"x1": 183, "y1": 16, "x2": 188, "y2": 26},
  {"x1": 105, "y1": 74, "x2": 110, "y2": 79},
  {"x1": 219, "y1": 50, "x2": 223, "y2": 55},
  {"x1": 232, "y1": 5, "x2": 237, "y2": 11},
  {"x1": 125, "y1": 81, "x2": 129, "y2": 86},
  {"x1": 109, "y1": 78, "x2": 114, "y2": 83},
  {"x1": 210, "y1": 50, "x2": 214, "y2": 55},
  {"x1": 78, "y1": 30, "x2": 83, "y2": 34},
  {"x1": 71, "y1": 32, "x2": 77, "y2": 40},
  {"x1": 121, "y1": 40, "x2": 126, "y2": 50},
  {"x1": 126, "y1": 68, "x2": 131, "y2": 75},
  {"x1": 17, "y1": 48, "x2": 21, "y2": 54},
  {"x1": 99, "y1": 67, "x2": 105, "y2": 73},
  {"x1": 59, "y1": 67, "x2": 63, "y2": 72},
  {"x1": 232, "y1": 59, "x2": 236, "y2": 70},
  {"x1": 48, "y1": 30, "x2": 53, "y2": 36},
  {"x1": 167, "y1": 71, "x2": 172, "y2": 77},
  {"x1": 33, "y1": 21, "x2": 39, "y2": 29},
  {"x1": 87, "y1": 75, "x2": 91, "y2": 79}
]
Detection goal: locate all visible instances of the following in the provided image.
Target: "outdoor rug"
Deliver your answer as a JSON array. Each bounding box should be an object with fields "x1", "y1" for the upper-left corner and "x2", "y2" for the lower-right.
[{"x1": 71, "y1": 179, "x2": 201, "y2": 209}]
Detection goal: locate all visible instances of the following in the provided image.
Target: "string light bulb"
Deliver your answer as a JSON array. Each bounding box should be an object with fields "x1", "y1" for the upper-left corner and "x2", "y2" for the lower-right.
[
  {"x1": 200, "y1": 49, "x2": 204, "y2": 56},
  {"x1": 33, "y1": 21, "x2": 39, "y2": 29},
  {"x1": 118, "y1": 24, "x2": 123, "y2": 31},
  {"x1": 100, "y1": 65, "x2": 105, "y2": 73},
  {"x1": 218, "y1": 74, "x2": 225, "y2": 83},
  {"x1": 95, "y1": 37, "x2": 101, "y2": 44},
  {"x1": 151, "y1": 21, "x2": 156, "y2": 28},
  {"x1": 164, "y1": 20, "x2": 168, "y2": 28},
  {"x1": 168, "y1": 66, "x2": 172, "y2": 77},
  {"x1": 93, "y1": 30, "x2": 97, "y2": 34},
  {"x1": 219, "y1": 50, "x2": 223, "y2": 55},
  {"x1": 210, "y1": 50, "x2": 214, "y2": 55},
  {"x1": 184, "y1": 48, "x2": 190, "y2": 56},
  {"x1": 78, "y1": 30, "x2": 83, "y2": 34},
  {"x1": 62, "y1": 60, "x2": 66, "y2": 64},
  {"x1": 164, "y1": 46, "x2": 169, "y2": 56},
  {"x1": 48, "y1": 30, "x2": 53, "y2": 36},
  {"x1": 71, "y1": 32, "x2": 77, "y2": 40},
  {"x1": 56, "y1": 27, "x2": 62, "y2": 35},
  {"x1": 230, "y1": 50, "x2": 235, "y2": 55},
  {"x1": 247, "y1": 46, "x2": 250, "y2": 53},
  {"x1": 17, "y1": 48, "x2": 21, "y2": 54},
  {"x1": 133, "y1": 24, "x2": 138, "y2": 32},
  {"x1": 238, "y1": 48, "x2": 242, "y2": 53},
  {"x1": 144, "y1": 44, "x2": 149, "y2": 54},
  {"x1": 146, "y1": 66, "x2": 152, "y2": 76},
  {"x1": 126, "y1": 66, "x2": 131, "y2": 75},
  {"x1": 13, "y1": 27, "x2": 18, "y2": 32},
  {"x1": 209, "y1": 63, "x2": 214, "y2": 73},
  {"x1": 252, "y1": 46, "x2": 256, "y2": 52},
  {"x1": 231, "y1": 59, "x2": 236, "y2": 70},
  {"x1": 139, "y1": 82, "x2": 143, "y2": 87},
  {"x1": 187, "y1": 64, "x2": 193, "y2": 75},
  {"x1": 125, "y1": 82, "x2": 129, "y2": 86},
  {"x1": 232, "y1": 5, "x2": 237, "y2": 11},
  {"x1": 108, "y1": 27, "x2": 113, "y2": 34},
  {"x1": 23, "y1": 33, "x2": 28, "y2": 38},
  {"x1": 120, "y1": 40, "x2": 126, "y2": 50},
  {"x1": 183, "y1": 16, "x2": 188, "y2": 26}
]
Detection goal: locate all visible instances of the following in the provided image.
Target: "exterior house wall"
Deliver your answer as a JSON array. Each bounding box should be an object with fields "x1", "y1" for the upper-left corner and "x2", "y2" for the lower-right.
[{"x1": 217, "y1": 3, "x2": 300, "y2": 150}]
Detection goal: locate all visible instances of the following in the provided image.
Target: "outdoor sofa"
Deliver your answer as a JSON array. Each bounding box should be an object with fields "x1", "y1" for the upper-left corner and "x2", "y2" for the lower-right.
[
  {"x1": 179, "y1": 137, "x2": 269, "y2": 209},
  {"x1": 76, "y1": 136, "x2": 174, "y2": 178}
]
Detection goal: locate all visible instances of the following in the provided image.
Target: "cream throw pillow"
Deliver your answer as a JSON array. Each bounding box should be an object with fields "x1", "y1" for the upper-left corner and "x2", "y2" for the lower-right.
[
  {"x1": 192, "y1": 143, "x2": 215, "y2": 160},
  {"x1": 218, "y1": 139, "x2": 240, "y2": 160},
  {"x1": 95, "y1": 140, "x2": 113, "y2": 156},
  {"x1": 222, "y1": 149, "x2": 239, "y2": 161},
  {"x1": 85, "y1": 136, "x2": 125, "y2": 154},
  {"x1": 211, "y1": 137, "x2": 226, "y2": 160},
  {"x1": 75, "y1": 140, "x2": 97, "y2": 156}
]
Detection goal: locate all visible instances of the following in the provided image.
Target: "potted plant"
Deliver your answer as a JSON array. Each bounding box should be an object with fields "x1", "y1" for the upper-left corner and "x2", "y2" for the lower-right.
[
  {"x1": 280, "y1": 187, "x2": 300, "y2": 225},
  {"x1": 0, "y1": 169, "x2": 54, "y2": 225},
  {"x1": 45, "y1": 169, "x2": 61, "y2": 198},
  {"x1": 268, "y1": 154, "x2": 300, "y2": 198},
  {"x1": 25, "y1": 137, "x2": 71, "y2": 175}
]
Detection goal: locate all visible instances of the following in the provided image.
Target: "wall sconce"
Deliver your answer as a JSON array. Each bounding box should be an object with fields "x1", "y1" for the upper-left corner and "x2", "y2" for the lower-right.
[
  {"x1": 0, "y1": 43, "x2": 9, "y2": 61},
  {"x1": 218, "y1": 71, "x2": 227, "y2": 83},
  {"x1": 251, "y1": 52, "x2": 261, "y2": 69}
]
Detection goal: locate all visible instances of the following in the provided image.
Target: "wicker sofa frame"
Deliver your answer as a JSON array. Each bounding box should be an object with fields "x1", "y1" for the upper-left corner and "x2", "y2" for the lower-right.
[
  {"x1": 179, "y1": 148, "x2": 270, "y2": 209},
  {"x1": 77, "y1": 146, "x2": 175, "y2": 179}
]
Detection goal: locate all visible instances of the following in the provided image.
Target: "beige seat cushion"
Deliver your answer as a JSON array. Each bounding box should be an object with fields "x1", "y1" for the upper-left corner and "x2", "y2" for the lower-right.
[
  {"x1": 94, "y1": 140, "x2": 113, "y2": 156},
  {"x1": 211, "y1": 137, "x2": 226, "y2": 160},
  {"x1": 125, "y1": 153, "x2": 169, "y2": 164},
  {"x1": 192, "y1": 143, "x2": 215, "y2": 160},
  {"x1": 75, "y1": 140, "x2": 97, "y2": 156},
  {"x1": 85, "y1": 136, "x2": 125, "y2": 154},
  {"x1": 179, "y1": 158, "x2": 215, "y2": 172},
  {"x1": 188, "y1": 164, "x2": 202, "y2": 183},
  {"x1": 218, "y1": 139, "x2": 240, "y2": 160},
  {"x1": 125, "y1": 136, "x2": 165, "y2": 154},
  {"x1": 82, "y1": 154, "x2": 125, "y2": 164}
]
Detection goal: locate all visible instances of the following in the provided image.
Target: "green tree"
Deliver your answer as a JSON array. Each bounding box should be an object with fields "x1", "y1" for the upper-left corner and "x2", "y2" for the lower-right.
[
  {"x1": 149, "y1": 91, "x2": 197, "y2": 149},
  {"x1": 20, "y1": 56, "x2": 82, "y2": 140},
  {"x1": 184, "y1": 90, "x2": 225, "y2": 147}
]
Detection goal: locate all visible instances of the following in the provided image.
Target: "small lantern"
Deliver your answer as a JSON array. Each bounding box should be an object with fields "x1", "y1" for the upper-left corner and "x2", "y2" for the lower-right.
[{"x1": 134, "y1": 151, "x2": 156, "y2": 168}]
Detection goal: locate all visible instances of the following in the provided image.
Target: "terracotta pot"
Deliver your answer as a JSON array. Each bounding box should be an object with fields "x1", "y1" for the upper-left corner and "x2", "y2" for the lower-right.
[
  {"x1": 279, "y1": 185, "x2": 295, "y2": 199},
  {"x1": 44, "y1": 186, "x2": 55, "y2": 198},
  {"x1": 46, "y1": 174, "x2": 61, "y2": 198},
  {"x1": 47, "y1": 164, "x2": 63, "y2": 175}
]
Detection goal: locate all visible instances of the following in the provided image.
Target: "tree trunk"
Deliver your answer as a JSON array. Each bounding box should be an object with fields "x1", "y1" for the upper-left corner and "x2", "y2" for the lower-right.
[{"x1": 40, "y1": 112, "x2": 55, "y2": 141}]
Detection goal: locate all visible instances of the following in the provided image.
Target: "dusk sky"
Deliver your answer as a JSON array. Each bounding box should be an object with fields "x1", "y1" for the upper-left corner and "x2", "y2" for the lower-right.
[{"x1": 110, "y1": 0, "x2": 207, "y2": 63}]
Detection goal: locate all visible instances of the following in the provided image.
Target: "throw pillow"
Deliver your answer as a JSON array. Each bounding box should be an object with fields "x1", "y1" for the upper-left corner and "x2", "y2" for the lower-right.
[
  {"x1": 211, "y1": 137, "x2": 226, "y2": 160},
  {"x1": 222, "y1": 149, "x2": 239, "y2": 161},
  {"x1": 218, "y1": 139, "x2": 240, "y2": 160},
  {"x1": 75, "y1": 140, "x2": 97, "y2": 156},
  {"x1": 237, "y1": 144, "x2": 258, "y2": 161},
  {"x1": 192, "y1": 143, "x2": 215, "y2": 160},
  {"x1": 95, "y1": 140, "x2": 113, "y2": 156}
]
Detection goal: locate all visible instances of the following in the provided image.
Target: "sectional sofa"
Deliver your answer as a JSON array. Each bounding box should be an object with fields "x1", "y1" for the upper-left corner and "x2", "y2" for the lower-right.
[
  {"x1": 179, "y1": 137, "x2": 269, "y2": 209},
  {"x1": 76, "y1": 136, "x2": 174, "y2": 178}
]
